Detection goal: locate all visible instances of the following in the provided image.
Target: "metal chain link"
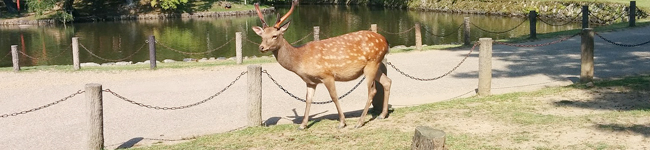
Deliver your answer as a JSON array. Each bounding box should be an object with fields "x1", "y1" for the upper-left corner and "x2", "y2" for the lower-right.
[
  {"x1": 423, "y1": 23, "x2": 464, "y2": 37},
  {"x1": 0, "y1": 52, "x2": 10, "y2": 61},
  {"x1": 104, "y1": 71, "x2": 247, "y2": 110},
  {"x1": 262, "y1": 70, "x2": 365, "y2": 104},
  {"x1": 1, "y1": 90, "x2": 85, "y2": 118},
  {"x1": 244, "y1": 37, "x2": 261, "y2": 45},
  {"x1": 386, "y1": 42, "x2": 477, "y2": 81},
  {"x1": 378, "y1": 25, "x2": 416, "y2": 35},
  {"x1": 588, "y1": 11, "x2": 628, "y2": 24},
  {"x1": 18, "y1": 50, "x2": 43, "y2": 60},
  {"x1": 470, "y1": 18, "x2": 528, "y2": 34},
  {"x1": 595, "y1": 32, "x2": 650, "y2": 47},
  {"x1": 291, "y1": 32, "x2": 314, "y2": 45},
  {"x1": 537, "y1": 11, "x2": 583, "y2": 26},
  {"x1": 156, "y1": 37, "x2": 234, "y2": 55},
  {"x1": 494, "y1": 32, "x2": 580, "y2": 47},
  {"x1": 80, "y1": 42, "x2": 147, "y2": 62}
]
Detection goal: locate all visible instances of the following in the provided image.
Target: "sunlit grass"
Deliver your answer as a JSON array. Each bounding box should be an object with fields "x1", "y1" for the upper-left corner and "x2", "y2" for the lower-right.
[{"x1": 125, "y1": 74, "x2": 650, "y2": 150}]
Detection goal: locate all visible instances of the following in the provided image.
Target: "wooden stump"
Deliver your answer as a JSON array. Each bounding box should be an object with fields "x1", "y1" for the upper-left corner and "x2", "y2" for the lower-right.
[{"x1": 412, "y1": 126, "x2": 446, "y2": 150}]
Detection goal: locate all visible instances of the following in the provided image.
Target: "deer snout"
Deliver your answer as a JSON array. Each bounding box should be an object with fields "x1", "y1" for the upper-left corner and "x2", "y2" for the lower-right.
[{"x1": 259, "y1": 46, "x2": 267, "y2": 53}]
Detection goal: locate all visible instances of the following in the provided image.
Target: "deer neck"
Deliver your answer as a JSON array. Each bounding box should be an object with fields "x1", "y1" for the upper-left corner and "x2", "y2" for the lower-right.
[{"x1": 272, "y1": 39, "x2": 303, "y2": 72}]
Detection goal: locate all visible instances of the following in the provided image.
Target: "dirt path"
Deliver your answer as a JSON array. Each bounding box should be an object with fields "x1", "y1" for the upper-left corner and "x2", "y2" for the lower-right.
[{"x1": 1, "y1": 26, "x2": 649, "y2": 150}]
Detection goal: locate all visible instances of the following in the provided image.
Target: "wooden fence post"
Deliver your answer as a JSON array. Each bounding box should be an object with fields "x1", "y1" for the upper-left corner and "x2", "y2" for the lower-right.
[
  {"x1": 580, "y1": 28, "x2": 594, "y2": 83},
  {"x1": 529, "y1": 11, "x2": 537, "y2": 39},
  {"x1": 412, "y1": 126, "x2": 446, "y2": 150},
  {"x1": 463, "y1": 17, "x2": 471, "y2": 46},
  {"x1": 314, "y1": 26, "x2": 320, "y2": 41},
  {"x1": 85, "y1": 83, "x2": 104, "y2": 150},
  {"x1": 371, "y1": 24, "x2": 377, "y2": 33},
  {"x1": 582, "y1": 6, "x2": 589, "y2": 29},
  {"x1": 247, "y1": 65, "x2": 262, "y2": 127},
  {"x1": 630, "y1": 1, "x2": 636, "y2": 27},
  {"x1": 148, "y1": 35, "x2": 157, "y2": 69},
  {"x1": 72, "y1": 37, "x2": 80, "y2": 70},
  {"x1": 478, "y1": 38, "x2": 492, "y2": 96},
  {"x1": 415, "y1": 23, "x2": 422, "y2": 51},
  {"x1": 236, "y1": 32, "x2": 243, "y2": 65},
  {"x1": 11, "y1": 45, "x2": 19, "y2": 72}
]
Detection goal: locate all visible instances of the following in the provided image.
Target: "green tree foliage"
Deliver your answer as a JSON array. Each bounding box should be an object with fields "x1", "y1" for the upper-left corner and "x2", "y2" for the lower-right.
[
  {"x1": 27, "y1": 0, "x2": 56, "y2": 16},
  {"x1": 151, "y1": 0, "x2": 189, "y2": 10}
]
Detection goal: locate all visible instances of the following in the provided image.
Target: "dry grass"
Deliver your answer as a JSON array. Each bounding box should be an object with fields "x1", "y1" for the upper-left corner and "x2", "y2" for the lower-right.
[{"x1": 127, "y1": 75, "x2": 650, "y2": 150}]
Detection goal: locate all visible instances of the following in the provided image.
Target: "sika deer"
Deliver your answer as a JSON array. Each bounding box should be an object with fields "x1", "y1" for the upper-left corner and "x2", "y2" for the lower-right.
[{"x1": 253, "y1": 0, "x2": 391, "y2": 129}]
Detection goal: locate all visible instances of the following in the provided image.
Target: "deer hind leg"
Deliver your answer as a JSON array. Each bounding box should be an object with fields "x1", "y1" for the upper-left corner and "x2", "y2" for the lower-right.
[
  {"x1": 355, "y1": 63, "x2": 380, "y2": 128},
  {"x1": 322, "y1": 77, "x2": 346, "y2": 128},
  {"x1": 299, "y1": 83, "x2": 317, "y2": 130},
  {"x1": 376, "y1": 70, "x2": 391, "y2": 119}
]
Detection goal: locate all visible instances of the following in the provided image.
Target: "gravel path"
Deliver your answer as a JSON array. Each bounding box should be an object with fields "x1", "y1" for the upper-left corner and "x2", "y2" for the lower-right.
[{"x1": 1, "y1": 26, "x2": 649, "y2": 150}]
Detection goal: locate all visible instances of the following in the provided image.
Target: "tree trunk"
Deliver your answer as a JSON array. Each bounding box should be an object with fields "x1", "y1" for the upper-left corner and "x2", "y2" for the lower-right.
[{"x1": 63, "y1": 0, "x2": 75, "y2": 13}]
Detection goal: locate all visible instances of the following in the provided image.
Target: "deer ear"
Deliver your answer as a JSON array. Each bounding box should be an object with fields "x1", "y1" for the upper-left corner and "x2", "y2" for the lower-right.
[
  {"x1": 252, "y1": 26, "x2": 264, "y2": 36},
  {"x1": 279, "y1": 21, "x2": 291, "y2": 33}
]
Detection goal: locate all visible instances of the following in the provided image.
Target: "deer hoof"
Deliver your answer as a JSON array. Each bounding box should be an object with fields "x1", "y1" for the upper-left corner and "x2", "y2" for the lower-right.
[
  {"x1": 337, "y1": 124, "x2": 346, "y2": 129},
  {"x1": 298, "y1": 125, "x2": 307, "y2": 130},
  {"x1": 377, "y1": 115, "x2": 386, "y2": 120},
  {"x1": 354, "y1": 124, "x2": 363, "y2": 129}
]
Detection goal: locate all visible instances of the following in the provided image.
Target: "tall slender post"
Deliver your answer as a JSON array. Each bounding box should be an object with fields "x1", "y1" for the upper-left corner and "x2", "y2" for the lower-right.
[
  {"x1": 463, "y1": 17, "x2": 471, "y2": 45},
  {"x1": 529, "y1": 11, "x2": 537, "y2": 39},
  {"x1": 580, "y1": 28, "x2": 594, "y2": 83},
  {"x1": 72, "y1": 37, "x2": 80, "y2": 70},
  {"x1": 415, "y1": 23, "x2": 422, "y2": 51},
  {"x1": 85, "y1": 83, "x2": 104, "y2": 150},
  {"x1": 371, "y1": 24, "x2": 377, "y2": 33},
  {"x1": 247, "y1": 65, "x2": 262, "y2": 127},
  {"x1": 478, "y1": 38, "x2": 492, "y2": 96},
  {"x1": 630, "y1": 1, "x2": 636, "y2": 27},
  {"x1": 236, "y1": 32, "x2": 243, "y2": 64},
  {"x1": 313, "y1": 26, "x2": 320, "y2": 41},
  {"x1": 11, "y1": 45, "x2": 19, "y2": 72},
  {"x1": 148, "y1": 35, "x2": 156, "y2": 69},
  {"x1": 582, "y1": 6, "x2": 589, "y2": 29}
]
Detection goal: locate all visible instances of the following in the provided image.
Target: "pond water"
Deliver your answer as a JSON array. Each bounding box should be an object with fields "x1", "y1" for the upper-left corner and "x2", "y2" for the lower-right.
[{"x1": 0, "y1": 5, "x2": 583, "y2": 67}]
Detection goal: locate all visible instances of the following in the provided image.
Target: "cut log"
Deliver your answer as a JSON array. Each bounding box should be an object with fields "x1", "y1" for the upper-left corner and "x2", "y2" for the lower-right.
[{"x1": 412, "y1": 126, "x2": 446, "y2": 150}]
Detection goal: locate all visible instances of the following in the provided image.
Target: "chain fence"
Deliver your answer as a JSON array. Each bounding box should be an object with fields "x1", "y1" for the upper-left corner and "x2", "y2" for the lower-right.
[
  {"x1": 0, "y1": 90, "x2": 85, "y2": 118},
  {"x1": 244, "y1": 36, "x2": 261, "y2": 45},
  {"x1": 262, "y1": 70, "x2": 365, "y2": 104},
  {"x1": 386, "y1": 42, "x2": 477, "y2": 81},
  {"x1": 595, "y1": 32, "x2": 650, "y2": 47},
  {"x1": 156, "y1": 37, "x2": 234, "y2": 55},
  {"x1": 494, "y1": 32, "x2": 581, "y2": 47},
  {"x1": 0, "y1": 52, "x2": 10, "y2": 62},
  {"x1": 470, "y1": 18, "x2": 528, "y2": 34},
  {"x1": 537, "y1": 11, "x2": 583, "y2": 26},
  {"x1": 422, "y1": 23, "x2": 464, "y2": 37},
  {"x1": 378, "y1": 25, "x2": 416, "y2": 35},
  {"x1": 80, "y1": 42, "x2": 148, "y2": 62},
  {"x1": 291, "y1": 32, "x2": 314, "y2": 45},
  {"x1": 588, "y1": 12, "x2": 628, "y2": 24},
  {"x1": 104, "y1": 71, "x2": 247, "y2": 110}
]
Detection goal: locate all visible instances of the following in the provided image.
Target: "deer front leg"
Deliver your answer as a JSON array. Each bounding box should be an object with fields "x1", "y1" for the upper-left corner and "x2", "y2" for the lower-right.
[
  {"x1": 299, "y1": 83, "x2": 317, "y2": 130},
  {"x1": 322, "y1": 77, "x2": 346, "y2": 128}
]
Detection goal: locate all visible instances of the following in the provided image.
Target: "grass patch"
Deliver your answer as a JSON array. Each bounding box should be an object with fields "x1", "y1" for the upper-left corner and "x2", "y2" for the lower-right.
[{"x1": 124, "y1": 74, "x2": 650, "y2": 150}]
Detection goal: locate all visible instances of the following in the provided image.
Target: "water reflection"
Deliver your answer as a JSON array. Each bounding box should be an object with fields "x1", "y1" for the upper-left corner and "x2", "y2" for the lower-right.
[{"x1": 0, "y1": 5, "x2": 581, "y2": 67}]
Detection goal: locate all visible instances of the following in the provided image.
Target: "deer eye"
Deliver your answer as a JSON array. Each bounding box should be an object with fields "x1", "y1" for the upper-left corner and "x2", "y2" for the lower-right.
[{"x1": 272, "y1": 35, "x2": 278, "y2": 40}]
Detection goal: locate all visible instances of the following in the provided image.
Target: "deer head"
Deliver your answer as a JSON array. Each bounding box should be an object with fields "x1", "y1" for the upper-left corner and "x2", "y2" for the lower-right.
[{"x1": 252, "y1": 1, "x2": 297, "y2": 53}]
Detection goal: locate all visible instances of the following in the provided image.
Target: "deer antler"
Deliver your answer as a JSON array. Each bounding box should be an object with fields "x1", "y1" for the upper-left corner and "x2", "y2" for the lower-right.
[
  {"x1": 274, "y1": 0, "x2": 298, "y2": 28},
  {"x1": 254, "y1": 3, "x2": 268, "y2": 28}
]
